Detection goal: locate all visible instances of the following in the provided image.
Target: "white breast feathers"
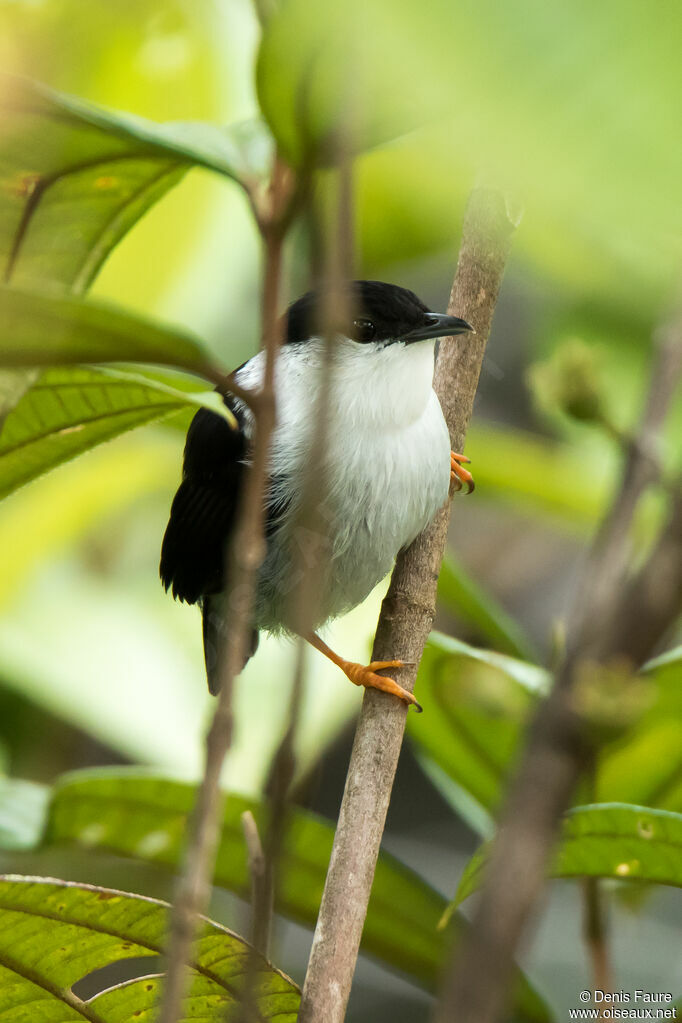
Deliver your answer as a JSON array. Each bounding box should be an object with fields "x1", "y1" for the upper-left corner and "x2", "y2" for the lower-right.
[{"x1": 235, "y1": 336, "x2": 451, "y2": 632}]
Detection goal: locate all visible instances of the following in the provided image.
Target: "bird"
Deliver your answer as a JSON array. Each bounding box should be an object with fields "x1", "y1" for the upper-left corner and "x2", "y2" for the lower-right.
[{"x1": 160, "y1": 280, "x2": 474, "y2": 711}]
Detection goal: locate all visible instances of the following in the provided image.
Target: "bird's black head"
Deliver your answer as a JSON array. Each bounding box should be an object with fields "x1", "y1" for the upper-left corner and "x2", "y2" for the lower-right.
[{"x1": 284, "y1": 280, "x2": 473, "y2": 347}]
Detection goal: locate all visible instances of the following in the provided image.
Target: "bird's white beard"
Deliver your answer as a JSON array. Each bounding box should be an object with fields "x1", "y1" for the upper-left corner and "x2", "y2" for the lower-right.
[{"x1": 234, "y1": 337, "x2": 451, "y2": 632}]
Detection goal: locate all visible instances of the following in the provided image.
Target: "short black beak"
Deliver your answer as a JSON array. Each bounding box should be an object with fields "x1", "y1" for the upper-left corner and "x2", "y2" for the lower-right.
[{"x1": 402, "y1": 312, "x2": 474, "y2": 344}]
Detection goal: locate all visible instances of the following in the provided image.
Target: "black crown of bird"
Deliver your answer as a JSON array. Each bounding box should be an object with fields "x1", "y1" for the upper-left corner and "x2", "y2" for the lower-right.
[{"x1": 160, "y1": 280, "x2": 474, "y2": 712}]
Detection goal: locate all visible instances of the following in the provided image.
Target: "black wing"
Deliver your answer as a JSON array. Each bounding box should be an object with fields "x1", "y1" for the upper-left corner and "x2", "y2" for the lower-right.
[{"x1": 160, "y1": 399, "x2": 247, "y2": 605}]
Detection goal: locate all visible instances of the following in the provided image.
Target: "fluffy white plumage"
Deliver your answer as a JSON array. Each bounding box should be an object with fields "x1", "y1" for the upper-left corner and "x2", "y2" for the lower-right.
[{"x1": 235, "y1": 336, "x2": 451, "y2": 633}]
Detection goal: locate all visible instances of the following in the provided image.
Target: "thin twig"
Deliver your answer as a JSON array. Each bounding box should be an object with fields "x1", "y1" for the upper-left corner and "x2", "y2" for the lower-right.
[
  {"x1": 235, "y1": 155, "x2": 353, "y2": 1023},
  {"x1": 241, "y1": 811, "x2": 271, "y2": 955},
  {"x1": 437, "y1": 314, "x2": 682, "y2": 1023},
  {"x1": 158, "y1": 155, "x2": 293, "y2": 1023},
  {"x1": 297, "y1": 187, "x2": 519, "y2": 1023},
  {"x1": 583, "y1": 877, "x2": 614, "y2": 1006},
  {"x1": 571, "y1": 317, "x2": 682, "y2": 649},
  {"x1": 580, "y1": 758, "x2": 614, "y2": 1007}
]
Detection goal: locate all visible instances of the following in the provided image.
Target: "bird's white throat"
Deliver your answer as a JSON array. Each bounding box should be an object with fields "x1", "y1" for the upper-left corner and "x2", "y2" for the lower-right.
[{"x1": 237, "y1": 336, "x2": 438, "y2": 431}]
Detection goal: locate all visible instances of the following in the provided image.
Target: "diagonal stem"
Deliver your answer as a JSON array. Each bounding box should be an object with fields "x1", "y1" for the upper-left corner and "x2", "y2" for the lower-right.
[
  {"x1": 437, "y1": 310, "x2": 682, "y2": 1023},
  {"x1": 297, "y1": 187, "x2": 519, "y2": 1023},
  {"x1": 157, "y1": 156, "x2": 292, "y2": 1023}
]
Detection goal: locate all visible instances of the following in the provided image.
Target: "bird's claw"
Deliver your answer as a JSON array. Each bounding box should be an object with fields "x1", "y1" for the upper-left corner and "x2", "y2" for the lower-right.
[
  {"x1": 451, "y1": 451, "x2": 475, "y2": 494},
  {"x1": 345, "y1": 659, "x2": 422, "y2": 712}
]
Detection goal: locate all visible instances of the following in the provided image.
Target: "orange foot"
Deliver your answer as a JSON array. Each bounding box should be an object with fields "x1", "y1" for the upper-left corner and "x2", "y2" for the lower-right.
[
  {"x1": 344, "y1": 659, "x2": 422, "y2": 712},
  {"x1": 307, "y1": 633, "x2": 422, "y2": 712},
  {"x1": 451, "y1": 451, "x2": 475, "y2": 494}
]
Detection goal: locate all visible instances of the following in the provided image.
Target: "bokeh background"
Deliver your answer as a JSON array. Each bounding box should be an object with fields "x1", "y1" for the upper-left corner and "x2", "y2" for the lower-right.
[{"x1": 0, "y1": 0, "x2": 680, "y2": 1019}]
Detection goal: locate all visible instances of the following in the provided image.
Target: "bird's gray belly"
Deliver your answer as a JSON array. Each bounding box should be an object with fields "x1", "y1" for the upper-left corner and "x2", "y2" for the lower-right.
[{"x1": 254, "y1": 399, "x2": 450, "y2": 634}]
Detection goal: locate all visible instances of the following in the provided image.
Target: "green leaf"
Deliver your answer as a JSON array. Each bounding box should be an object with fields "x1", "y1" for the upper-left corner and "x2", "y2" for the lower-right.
[
  {"x1": 0, "y1": 73, "x2": 272, "y2": 293},
  {"x1": 256, "y1": 0, "x2": 439, "y2": 165},
  {"x1": 415, "y1": 752, "x2": 494, "y2": 840},
  {"x1": 408, "y1": 632, "x2": 549, "y2": 814},
  {"x1": 452, "y1": 803, "x2": 682, "y2": 913},
  {"x1": 597, "y1": 647, "x2": 682, "y2": 812},
  {"x1": 0, "y1": 285, "x2": 214, "y2": 376},
  {"x1": 42, "y1": 769, "x2": 551, "y2": 1021},
  {"x1": 0, "y1": 370, "x2": 38, "y2": 426},
  {"x1": 0, "y1": 875, "x2": 299, "y2": 1021},
  {"x1": 438, "y1": 556, "x2": 538, "y2": 662},
  {"x1": 465, "y1": 423, "x2": 613, "y2": 529},
  {"x1": 256, "y1": 1, "x2": 681, "y2": 307},
  {"x1": 45, "y1": 771, "x2": 448, "y2": 991},
  {"x1": 0, "y1": 778, "x2": 48, "y2": 851},
  {"x1": 0, "y1": 365, "x2": 232, "y2": 500}
]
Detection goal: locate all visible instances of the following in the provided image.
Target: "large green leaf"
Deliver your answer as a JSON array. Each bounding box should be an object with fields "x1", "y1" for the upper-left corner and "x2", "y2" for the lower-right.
[
  {"x1": 408, "y1": 632, "x2": 549, "y2": 814},
  {"x1": 410, "y1": 633, "x2": 682, "y2": 838},
  {"x1": 452, "y1": 803, "x2": 682, "y2": 913},
  {"x1": 42, "y1": 769, "x2": 551, "y2": 1021},
  {"x1": 0, "y1": 285, "x2": 214, "y2": 377},
  {"x1": 0, "y1": 73, "x2": 271, "y2": 293},
  {"x1": 45, "y1": 771, "x2": 451, "y2": 992},
  {"x1": 0, "y1": 365, "x2": 231, "y2": 499},
  {"x1": 0, "y1": 875, "x2": 299, "y2": 1021}
]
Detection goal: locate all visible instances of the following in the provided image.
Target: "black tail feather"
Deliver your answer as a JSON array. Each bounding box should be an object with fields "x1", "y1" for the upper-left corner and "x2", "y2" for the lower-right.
[{"x1": 202, "y1": 595, "x2": 259, "y2": 695}]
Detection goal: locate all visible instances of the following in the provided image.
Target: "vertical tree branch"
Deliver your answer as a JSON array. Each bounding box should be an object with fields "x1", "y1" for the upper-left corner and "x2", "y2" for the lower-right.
[
  {"x1": 158, "y1": 157, "x2": 292, "y2": 1023},
  {"x1": 297, "y1": 188, "x2": 519, "y2": 1023},
  {"x1": 437, "y1": 316, "x2": 682, "y2": 1023}
]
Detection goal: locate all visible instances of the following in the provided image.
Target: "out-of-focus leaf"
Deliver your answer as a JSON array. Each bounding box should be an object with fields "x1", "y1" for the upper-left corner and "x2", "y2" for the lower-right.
[
  {"x1": 0, "y1": 285, "x2": 214, "y2": 377},
  {"x1": 43, "y1": 769, "x2": 552, "y2": 1020},
  {"x1": 451, "y1": 804, "x2": 682, "y2": 914},
  {"x1": 438, "y1": 556, "x2": 537, "y2": 662},
  {"x1": 465, "y1": 424, "x2": 613, "y2": 528},
  {"x1": 45, "y1": 771, "x2": 451, "y2": 992},
  {"x1": 598, "y1": 648, "x2": 682, "y2": 811},
  {"x1": 415, "y1": 751, "x2": 494, "y2": 839},
  {"x1": 412, "y1": 632, "x2": 682, "y2": 834},
  {"x1": 0, "y1": 875, "x2": 299, "y2": 1020},
  {"x1": 408, "y1": 632, "x2": 549, "y2": 814},
  {"x1": 0, "y1": 370, "x2": 38, "y2": 425},
  {"x1": 0, "y1": 434, "x2": 179, "y2": 608},
  {"x1": 256, "y1": 0, "x2": 447, "y2": 163},
  {"x1": 0, "y1": 778, "x2": 48, "y2": 851},
  {"x1": 0, "y1": 365, "x2": 231, "y2": 500},
  {"x1": 0, "y1": 73, "x2": 271, "y2": 293},
  {"x1": 257, "y1": 1, "x2": 681, "y2": 307},
  {"x1": 643, "y1": 646, "x2": 682, "y2": 693}
]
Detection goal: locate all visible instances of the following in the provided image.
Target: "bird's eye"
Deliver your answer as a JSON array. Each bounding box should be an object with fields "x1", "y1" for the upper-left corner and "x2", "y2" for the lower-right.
[{"x1": 351, "y1": 318, "x2": 376, "y2": 343}]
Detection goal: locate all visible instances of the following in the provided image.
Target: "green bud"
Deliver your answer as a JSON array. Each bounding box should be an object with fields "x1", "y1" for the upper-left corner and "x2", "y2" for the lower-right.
[{"x1": 528, "y1": 339, "x2": 607, "y2": 425}]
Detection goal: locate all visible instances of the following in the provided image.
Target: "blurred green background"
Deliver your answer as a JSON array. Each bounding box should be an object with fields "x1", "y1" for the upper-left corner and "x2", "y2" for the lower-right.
[{"x1": 0, "y1": 0, "x2": 680, "y2": 1019}]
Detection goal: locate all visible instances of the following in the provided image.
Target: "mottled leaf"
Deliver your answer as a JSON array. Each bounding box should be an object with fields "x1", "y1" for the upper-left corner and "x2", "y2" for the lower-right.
[
  {"x1": 451, "y1": 803, "x2": 682, "y2": 914},
  {"x1": 0, "y1": 875, "x2": 299, "y2": 1021},
  {"x1": 43, "y1": 769, "x2": 551, "y2": 1020}
]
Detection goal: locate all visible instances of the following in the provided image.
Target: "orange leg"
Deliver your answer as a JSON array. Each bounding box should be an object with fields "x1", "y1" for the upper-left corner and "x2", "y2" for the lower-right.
[
  {"x1": 307, "y1": 632, "x2": 422, "y2": 712},
  {"x1": 451, "y1": 451, "x2": 475, "y2": 494}
]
